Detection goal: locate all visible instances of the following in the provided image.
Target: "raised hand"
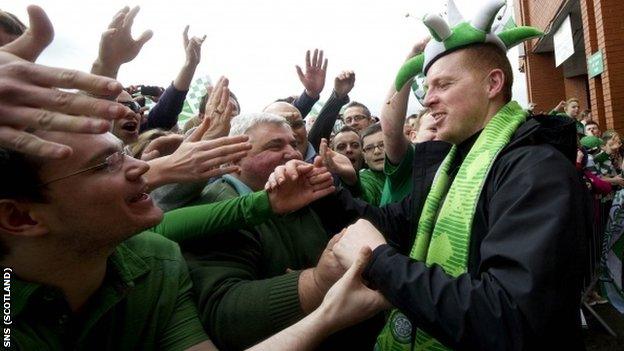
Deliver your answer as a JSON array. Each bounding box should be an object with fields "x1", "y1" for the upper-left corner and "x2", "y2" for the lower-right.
[
  {"x1": 0, "y1": 5, "x2": 131, "y2": 158},
  {"x1": 182, "y1": 25, "x2": 206, "y2": 67},
  {"x1": 188, "y1": 77, "x2": 234, "y2": 141},
  {"x1": 296, "y1": 49, "x2": 328, "y2": 99},
  {"x1": 92, "y1": 6, "x2": 153, "y2": 78},
  {"x1": 334, "y1": 70, "x2": 355, "y2": 99}
]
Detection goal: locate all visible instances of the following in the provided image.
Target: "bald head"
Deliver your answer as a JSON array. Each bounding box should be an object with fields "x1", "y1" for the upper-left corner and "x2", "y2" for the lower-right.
[{"x1": 263, "y1": 101, "x2": 308, "y2": 157}]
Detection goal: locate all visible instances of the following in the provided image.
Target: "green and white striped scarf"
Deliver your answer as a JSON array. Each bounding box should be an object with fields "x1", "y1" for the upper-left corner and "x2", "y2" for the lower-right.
[{"x1": 376, "y1": 101, "x2": 527, "y2": 351}]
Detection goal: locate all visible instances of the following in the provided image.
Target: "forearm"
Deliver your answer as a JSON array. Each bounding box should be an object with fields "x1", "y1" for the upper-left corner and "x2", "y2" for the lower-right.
[
  {"x1": 247, "y1": 307, "x2": 332, "y2": 351},
  {"x1": 90, "y1": 59, "x2": 120, "y2": 79},
  {"x1": 298, "y1": 268, "x2": 326, "y2": 314},
  {"x1": 381, "y1": 81, "x2": 411, "y2": 164},
  {"x1": 174, "y1": 62, "x2": 198, "y2": 91},
  {"x1": 152, "y1": 191, "x2": 273, "y2": 242},
  {"x1": 293, "y1": 90, "x2": 318, "y2": 117},
  {"x1": 308, "y1": 90, "x2": 349, "y2": 151},
  {"x1": 143, "y1": 83, "x2": 187, "y2": 131}
]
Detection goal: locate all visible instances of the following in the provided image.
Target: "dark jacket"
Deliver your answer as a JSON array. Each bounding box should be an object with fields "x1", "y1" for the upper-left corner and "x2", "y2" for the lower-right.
[{"x1": 311, "y1": 114, "x2": 587, "y2": 350}]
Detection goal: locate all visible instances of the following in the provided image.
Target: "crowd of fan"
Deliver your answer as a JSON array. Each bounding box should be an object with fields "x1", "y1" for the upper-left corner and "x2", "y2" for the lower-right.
[{"x1": 0, "y1": 4, "x2": 610, "y2": 351}]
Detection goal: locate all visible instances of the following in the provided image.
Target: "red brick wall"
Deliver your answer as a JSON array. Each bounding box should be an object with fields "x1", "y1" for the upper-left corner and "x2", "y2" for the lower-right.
[{"x1": 564, "y1": 76, "x2": 589, "y2": 109}]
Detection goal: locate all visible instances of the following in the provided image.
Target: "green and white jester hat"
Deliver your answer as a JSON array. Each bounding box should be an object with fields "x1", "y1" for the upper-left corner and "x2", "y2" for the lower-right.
[{"x1": 395, "y1": 0, "x2": 543, "y2": 92}]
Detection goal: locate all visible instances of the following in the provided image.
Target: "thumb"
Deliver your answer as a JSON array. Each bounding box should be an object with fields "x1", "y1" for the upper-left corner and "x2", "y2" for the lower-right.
[
  {"x1": 2, "y1": 5, "x2": 54, "y2": 62},
  {"x1": 141, "y1": 149, "x2": 160, "y2": 161},
  {"x1": 188, "y1": 118, "x2": 211, "y2": 142},
  {"x1": 313, "y1": 155, "x2": 324, "y2": 168},
  {"x1": 344, "y1": 247, "x2": 372, "y2": 280},
  {"x1": 295, "y1": 65, "x2": 305, "y2": 81}
]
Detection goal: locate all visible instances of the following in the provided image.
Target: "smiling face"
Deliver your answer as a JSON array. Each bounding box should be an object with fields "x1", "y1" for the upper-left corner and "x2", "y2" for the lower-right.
[
  {"x1": 565, "y1": 101, "x2": 580, "y2": 119},
  {"x1": 362, "y1": 131, "x2": 385, "y2": 171},
  {"x1": 423, "y1": 50, "x2": 493, "y2": 145},
  {"x1": 113, "y1": 91, "x2": 142, "y2": 145},
  {"x1": 236, "y1": 122, "x2": 302, "y2": 191},
  {"x1": 30, "y1": 131, "x2": 163, "y2": 253}
]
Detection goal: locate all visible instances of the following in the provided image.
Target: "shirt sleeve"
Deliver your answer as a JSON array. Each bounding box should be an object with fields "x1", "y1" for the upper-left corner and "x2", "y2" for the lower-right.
[
  {"x1": 293, "y1": 90, "x2": 318, "y2": 118},
  {"x1": 307, "y1": 90, "x2": 349, "y2": 151},
  {"x1": 141, "y1": 83, "x2": 188, "y2": 132},
  {"x1": 152, "y1": 191, "x2": 273, "y2": 243}
]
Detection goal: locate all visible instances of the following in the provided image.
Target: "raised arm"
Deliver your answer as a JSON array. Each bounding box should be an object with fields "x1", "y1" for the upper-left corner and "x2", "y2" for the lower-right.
[
  {"x1": 308, "y1": 71, "x2": 354, "y2": 151},
  {"x1": 381, "y1": 38, "x2": 429, "y2": 165}
]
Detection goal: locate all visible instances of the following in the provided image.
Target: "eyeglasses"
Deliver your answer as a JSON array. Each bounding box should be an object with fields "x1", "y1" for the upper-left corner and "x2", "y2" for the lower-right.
[
  {"x1": 39, "y1": 150, "x2": 128, "y2": 186},
  {"x1": 119, "y1": 100, "x2": 141, "y2": 113},
  {"x1": 343, "y1": 114, "x2": 369, "y2": 124},
  {"x1": 363, "y1": 142, "x2": 385, "y2": 153}
]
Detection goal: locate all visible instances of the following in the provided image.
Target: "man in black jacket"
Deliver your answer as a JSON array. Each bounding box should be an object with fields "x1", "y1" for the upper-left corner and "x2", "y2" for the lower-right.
[{"x1": 271, "y1": 40, "x2": 586, "y2": 351}]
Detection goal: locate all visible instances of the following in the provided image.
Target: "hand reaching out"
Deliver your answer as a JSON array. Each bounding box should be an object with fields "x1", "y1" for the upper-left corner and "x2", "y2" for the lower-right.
[
  {"x1": 188, "y1": 77, "x2": 234, "y2": 141},
  {"x1": 319, "y1": 138, "x2": 357, "y2": 185},
  {"x1": 0, "y1": 5, "x2": 131, "y2": 158},
  {"x1": 296, "y1": 49, "x2": 328, "y2": 99}
]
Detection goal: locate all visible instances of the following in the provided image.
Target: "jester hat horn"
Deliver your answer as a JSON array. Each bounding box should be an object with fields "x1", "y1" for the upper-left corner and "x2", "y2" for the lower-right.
[{"x1": 395, "y1": 0, "x2": 543, "y2": 91}]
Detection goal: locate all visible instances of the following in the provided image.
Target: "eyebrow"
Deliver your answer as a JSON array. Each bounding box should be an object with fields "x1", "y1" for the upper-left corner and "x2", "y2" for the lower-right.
[{"x1": 84, "y1": 142, "x2": 123, "y2": 167}]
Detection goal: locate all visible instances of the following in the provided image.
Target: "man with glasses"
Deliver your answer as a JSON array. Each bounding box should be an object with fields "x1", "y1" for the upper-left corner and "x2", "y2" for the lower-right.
[
  {"x1": 358, "y1": 123, "x2": 386, "y2": 205},
  {"x1": 342, "y1": 101, "x2": 373, "y2": 132}
]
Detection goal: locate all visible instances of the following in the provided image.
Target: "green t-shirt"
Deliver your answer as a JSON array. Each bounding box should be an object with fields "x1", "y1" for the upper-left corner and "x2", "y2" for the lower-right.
[
  {"x1": 10, "y1": 232, "x2": 208, "y2": 351},
  {"x1": 380, "y1": 144, "x2": 415, "y2": 205},
  {"x1": 358, "y1": 168, "x2": 387, "y2": 205}
]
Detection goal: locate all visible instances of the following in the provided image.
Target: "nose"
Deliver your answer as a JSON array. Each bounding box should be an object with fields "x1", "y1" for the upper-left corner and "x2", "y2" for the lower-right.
[
  {"x1": 284, "y1": 144, "x2": 303, "y2": 161},
  {"x1": 423, "y1": 90, "x2": 437, "y2": 108},
  {"x1": 125, "y1": 155, "x2": 150, "y2": 181}
]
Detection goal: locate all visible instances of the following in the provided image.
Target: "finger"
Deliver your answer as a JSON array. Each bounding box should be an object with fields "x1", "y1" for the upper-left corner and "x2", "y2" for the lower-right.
[
  {"x1": 6, "y1": 61, "x2": 125, "y2": 98},
  {"x1": 273, "y1": 165, "x2": 287, "y2": 185},
  {"x1": 217, "y1": 84, "x2": 230, "y2": 113},
  {"x1": 295, "y1": 163, "x2": 314, "y2": 176},
  {"x1": 187, "y1": 117, "x2": 211, "y2": 142},
  {"x1": 12, "y1": 84, "x2": 131, "y2": 121},
  {"x1": 136, "y1": 30, "x2": 154, "y2": 47},
  {"x1": 319, "y1": 138, "x2": 328, "y2": 155},
  {"x1": 285, "y1": 160, "x2": 300, "y2": 180},
  {"x1": 183, "y1": 25, "x2": 190, "y2": 46},
  {"x1": 312, "y1": 48, "x2": 318, "y2": 68},
  {"x1": 266, "y1": 172, "x2": 277, "y2": 191},
  {"x1": 345, "y1": 247, "x2": 373, "y2": 278},
  {"x1": 318, "y1": 50, "x2": 324, "y2": 68},
  {"x1": 140, "y1": 149, "x2": 160, "y2": 161},
  {"x1": 327, "y1": 230, "x2": 344, "y2": 248},
  {"x1": 295, "y1": 65, "x2": 305, "y2": 82},
  {"x1": 108, "y1": 8, "x2": 127, "y2": 30},
  {"x1": 122, "y1": 6, "x2": 140, "y2": 30},
  {"x1": 312, "y1": 178, "x2": 334, "y2": 192},
  {"x1": 0, "y1": 105, "x2": 111, "y2": 134},
  {"x1": 195, "y1": 135, "x2": 250, "y2": 150},
  {"x1": 0, "y1": 126, "x2": 72, "y2": 159},
  {"x1": 198, "y1": 149, "x2": 249, "y2": 171},
  {"x1": 313, "y1": 155, "x2": 324, "y2": 168},
  {"x1": 203, "y1": 165, "x2": 241, "y2": 179},
  {"x1": 1, "y1": 5, "x2": 54, "y2": 62},
  {"x1": 305, "y1": 50, "x2": 311, "y2": 70},
  {"x1": 308, "y1": 171, "x2": 332, "y2": 185},
  {"x1": 200, "y1": 34, "x2": 207, "y2": 43},
  {"x1": 196, "y1": 141, "x2": 253, "y2": 161},
  {"x1": 322, "y1": 58, "x2": 328, "y2": 72},
  {"x1": 310, "y1": 185, "x2": 336, "y2": 202}
]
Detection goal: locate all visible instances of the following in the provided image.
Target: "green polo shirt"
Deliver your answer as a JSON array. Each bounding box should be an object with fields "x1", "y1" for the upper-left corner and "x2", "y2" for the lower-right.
[{"x1": 10, "y1": 232, "x2": 208, "y2": 351}]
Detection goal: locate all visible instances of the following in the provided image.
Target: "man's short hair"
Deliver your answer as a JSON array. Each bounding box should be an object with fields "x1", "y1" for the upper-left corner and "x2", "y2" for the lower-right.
[
  {"x1": 566, "y1": 98, "x2": 580, "y2": 107},
  {"x1": 585, "y1": 120, "x2": 599, "y2": 128},
  {"x1": 0, "y1": 10, "x2": 26, "y2": 36},
  {"x1": 198, "y1": 89, "x2": 240, "y2": 115},
  {"x1": 229, "y1": 112, "x2": 290, "y2": 137},
  {"x1": 461, "y1": 43, "x2": 514, "y2": 102},
  {"x1": 344, "y1": 101, "x2": 371, "y2": 117},
  {"x1": 360, "y1": 123, "x2": 382, "y2": 141}
]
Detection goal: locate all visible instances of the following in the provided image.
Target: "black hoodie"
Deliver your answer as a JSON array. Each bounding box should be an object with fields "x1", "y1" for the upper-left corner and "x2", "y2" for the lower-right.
[{"x1": 311, "y1": 114, "x2": 587, "y2": 351}]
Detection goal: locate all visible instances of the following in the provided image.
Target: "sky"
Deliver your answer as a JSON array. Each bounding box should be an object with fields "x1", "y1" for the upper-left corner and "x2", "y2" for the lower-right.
[{"x1": 6, "y1": 0, "x2": 528, "y2": 116}]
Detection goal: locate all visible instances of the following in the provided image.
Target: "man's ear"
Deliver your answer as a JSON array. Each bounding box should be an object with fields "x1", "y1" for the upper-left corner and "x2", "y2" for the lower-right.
[
  {"x1": 486, "y1": 68, "x2": 505, "y2": 99},
  {"x1": 0, "y1": 200, "x2": 48, "y2": 237}
]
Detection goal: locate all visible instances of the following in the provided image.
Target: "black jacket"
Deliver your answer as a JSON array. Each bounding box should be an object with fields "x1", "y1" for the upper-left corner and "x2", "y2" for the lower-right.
[{"x1": 312, "y1": 115, "x2": 587, "y2": 350}]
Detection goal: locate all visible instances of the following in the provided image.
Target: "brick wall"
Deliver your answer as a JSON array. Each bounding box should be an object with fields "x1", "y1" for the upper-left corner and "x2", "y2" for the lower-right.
[{"x1": 564, "y1": 76, "x2": 589, "y2": 109}]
